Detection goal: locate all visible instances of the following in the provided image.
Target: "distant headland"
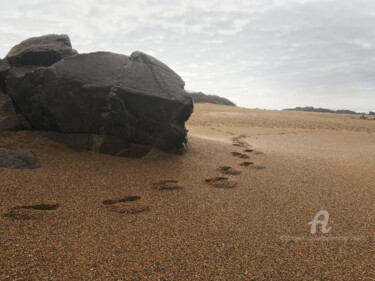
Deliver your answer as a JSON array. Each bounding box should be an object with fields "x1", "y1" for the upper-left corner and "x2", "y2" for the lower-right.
[
  {"x1": 283, "y1": 106, "x2": 374, "y2": 115},
  {"x1": 188, "y1": 91, "x2": 236, "y2": 107}
]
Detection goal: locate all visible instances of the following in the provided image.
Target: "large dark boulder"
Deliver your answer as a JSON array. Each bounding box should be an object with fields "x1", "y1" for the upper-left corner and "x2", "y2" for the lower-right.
[{"x1": 2, "y1": 34, "x2": 193, "y2": 152}]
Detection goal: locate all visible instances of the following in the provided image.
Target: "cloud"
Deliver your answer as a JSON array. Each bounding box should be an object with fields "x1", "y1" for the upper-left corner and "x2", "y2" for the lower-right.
[{"x1": 0, "y1": 0, "x2": 374, "y2": 111}]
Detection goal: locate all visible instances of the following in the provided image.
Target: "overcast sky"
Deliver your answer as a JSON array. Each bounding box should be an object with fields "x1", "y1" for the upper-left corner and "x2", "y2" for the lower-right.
[{"x1": 0, "y1": 0, "x2": 374, "y2": 112}]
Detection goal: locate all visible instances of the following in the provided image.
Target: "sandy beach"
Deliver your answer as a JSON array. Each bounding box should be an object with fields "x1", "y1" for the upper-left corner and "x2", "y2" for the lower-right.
[{"x1": 0, "y1": 103, "x2": 374, "y2": 280}]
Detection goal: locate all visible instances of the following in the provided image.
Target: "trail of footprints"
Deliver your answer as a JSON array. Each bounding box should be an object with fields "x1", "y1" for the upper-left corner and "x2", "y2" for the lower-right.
[
  {"x1": 101, "y1": 180, "x2": 184, "y2": 215},
  {"x1": 205, "y1": 134, "x2": 265, "y2": 189},
  {"x1": 2, "y1": 135, "x2": 265, "y2": 219},
  {"x1": 2, "y1": 181, "x2": 184, "y2": 219}
]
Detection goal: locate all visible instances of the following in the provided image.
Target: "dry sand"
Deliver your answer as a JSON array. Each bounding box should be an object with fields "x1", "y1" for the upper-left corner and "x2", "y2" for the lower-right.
[{"x1": 0, "y1": 103, "x2": 374, "y2": 280}]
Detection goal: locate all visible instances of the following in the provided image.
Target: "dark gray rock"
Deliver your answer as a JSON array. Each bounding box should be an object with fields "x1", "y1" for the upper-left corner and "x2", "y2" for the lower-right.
[
  {"x1": 114, "y1": 51, "x2": 193, "y2": 150},
  {"x1": 2, "y1": 34, "x2": 193, "y2": 152},
  {"x1": 5, "y1": 34, "x2": 75, "y2": 67},
  {"x1": 0, "y1": 150, "x2": 40, "y2": 169}
]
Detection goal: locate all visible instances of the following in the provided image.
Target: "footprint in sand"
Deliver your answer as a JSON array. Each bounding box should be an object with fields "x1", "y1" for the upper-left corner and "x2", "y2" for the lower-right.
[
  {"x1": 152, "y1": 180, "x2": 183, "y2": 191},
  {"x1": 218, "y1": 166, "x2": 242, "y2": 175},
  {"x1": 3, "y1": 203, "x2": 60, "y2": 220},
  {"x1": 232, "y1": 140, "x2": 250, "y2": 148},
  {"x1": 240, "y1": 161, "x2": 254, "y2": 167},
  {"x1": 232, "y1": 152, "x2": 250, "y2": 159},
  {"x1": 102, "y1": 196, "x2": 150, "y2": 214},
  {"x1": 232, "y1": 143, "x2": 245, "y2": 148},
  {"x1": 205, "y1": 177, "x2": 237, "y2": 189},
  {"x1": 232, "y1": 135, "x2": 251, "y2": 148},
  {"x1": 240, "y1": 161, "x2": 265, "y2": 170},
  {"x1": 232, "y1": 134, "x2": 248, "y2": 141},
  {"x1": 243, "y1": 149, "x2": 254, "y2": 153}
]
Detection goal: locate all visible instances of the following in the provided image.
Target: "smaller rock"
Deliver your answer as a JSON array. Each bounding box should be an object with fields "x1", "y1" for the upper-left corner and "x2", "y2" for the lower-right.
[
  {"x1": 0, "y1": 150, "x2": 40, "y2": 169},
  {"x1": 5, "y1": 34, "x2": 75, "y2": 67}
]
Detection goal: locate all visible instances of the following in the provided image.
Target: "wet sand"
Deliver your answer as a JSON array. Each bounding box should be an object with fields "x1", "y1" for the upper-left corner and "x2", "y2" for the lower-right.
[{"x1": 0, "y1": 104, "x2": 374, "y2": 280}]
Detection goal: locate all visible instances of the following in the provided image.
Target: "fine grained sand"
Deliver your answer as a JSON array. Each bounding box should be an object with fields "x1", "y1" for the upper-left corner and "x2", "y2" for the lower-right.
[{"x1": 0, "y1": 104, "x2": 374, "y2": 280}]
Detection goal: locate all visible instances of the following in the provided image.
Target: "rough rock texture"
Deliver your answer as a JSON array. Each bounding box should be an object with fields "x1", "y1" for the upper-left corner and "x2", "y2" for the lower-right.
[
  {"x1": 5, "y1": 34, "x2": 75, "y2": 67},
  {"x1": 0, "y1": 58, "x2": 10, "y2": 91},
  {"x1": 0, "y1": 89, "x2": 30, "y2": 132},
  {"x1": 0, "y1": 58, "x2": 3, "y2": 90},
  {"x1": 0, "y1": 150, "x2": 40, "y2": 169},
  {"x1": 1, "y1": 34, "x2": 193, "y2": 152},
  {"x1": 0, "y1": 59, "x2": 30, "y2": 132}
]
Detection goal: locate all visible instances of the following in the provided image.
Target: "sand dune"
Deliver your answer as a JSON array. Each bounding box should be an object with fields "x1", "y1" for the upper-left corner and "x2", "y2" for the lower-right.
[{"x1": 0, "y1": 104, "x2": 374, "y2": 280}]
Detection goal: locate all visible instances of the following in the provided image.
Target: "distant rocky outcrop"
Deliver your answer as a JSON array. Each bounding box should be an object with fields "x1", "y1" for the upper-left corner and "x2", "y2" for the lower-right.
[
  {"x1": 0, "y1": 34, "x2": 193, "y2": 153},
  {"x1": 358, "y1": 115, "x2": 375, "y2": 121},
  {"x1": 283, "y1": 106, "x2": 365, "y2": 115},
  {"x1": 189, "y1": 91, "x2": 236, "y2": 106}
]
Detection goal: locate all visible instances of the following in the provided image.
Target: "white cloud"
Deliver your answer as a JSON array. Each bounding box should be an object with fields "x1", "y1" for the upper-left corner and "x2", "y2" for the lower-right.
[{"x1": 0, "y1": 0, "x2": 374, "y2": 111}]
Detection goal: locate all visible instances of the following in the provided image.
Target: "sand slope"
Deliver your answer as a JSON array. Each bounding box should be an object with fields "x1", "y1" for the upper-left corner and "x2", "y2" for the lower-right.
[{"x1": 0, "y1": 104, "x2": 374, "y2": 280}]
